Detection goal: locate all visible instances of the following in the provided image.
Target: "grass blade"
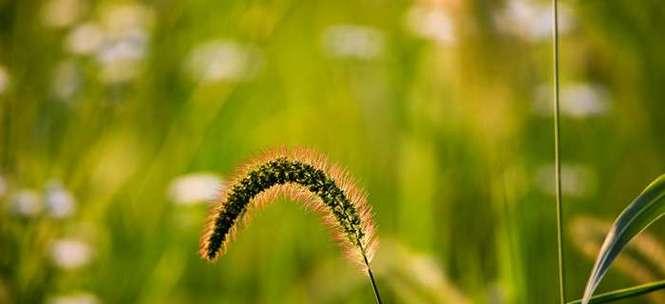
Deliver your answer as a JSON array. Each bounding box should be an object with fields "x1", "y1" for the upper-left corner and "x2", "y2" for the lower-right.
[
  {"x1": 581, "y1": 174, "x2": 665, "y2": 304},
  {"x1": 569, "y1": 280, "x2": 665, "y2": 304}
]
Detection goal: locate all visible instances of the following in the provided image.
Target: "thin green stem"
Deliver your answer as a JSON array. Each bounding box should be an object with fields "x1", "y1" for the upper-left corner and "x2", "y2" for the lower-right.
[
  {"x1": 362, "y1": 251, "x2": 383, "y2": 304},
  {"x1": 567, "y1": 280, "x2": 665, "y2": 304},
  {"x1": 553, "y1": 0, "x2": 566, "y2": 303}
]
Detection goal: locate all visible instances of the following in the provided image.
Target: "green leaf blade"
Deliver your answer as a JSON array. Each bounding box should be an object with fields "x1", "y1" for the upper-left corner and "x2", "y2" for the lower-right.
[
  {"x1": 582, "y1": 174, "x2": 665, "y2": 304},
  {"x1": 570, "y1": 279, "x2": 665, "y2": 304}
]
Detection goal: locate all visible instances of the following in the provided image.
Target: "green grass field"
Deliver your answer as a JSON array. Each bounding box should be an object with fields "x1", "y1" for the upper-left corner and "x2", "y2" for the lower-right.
[{"x1": 1, "y1": 0, "x2": 665, "y2": 303}]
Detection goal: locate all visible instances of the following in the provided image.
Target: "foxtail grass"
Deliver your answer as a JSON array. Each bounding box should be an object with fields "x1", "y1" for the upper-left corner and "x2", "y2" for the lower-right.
[{"x1": 200, "y1": 147, "x2": 382, "y2": 303}]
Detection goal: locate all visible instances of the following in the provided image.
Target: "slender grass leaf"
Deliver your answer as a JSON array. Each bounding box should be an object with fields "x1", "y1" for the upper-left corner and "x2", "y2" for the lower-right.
[
  {"x1": 570, "y1": 279, "x2": 665, "y2": 304},
  {"x1": 581, "y1": 174, "x2": 665, "y2": 304}
]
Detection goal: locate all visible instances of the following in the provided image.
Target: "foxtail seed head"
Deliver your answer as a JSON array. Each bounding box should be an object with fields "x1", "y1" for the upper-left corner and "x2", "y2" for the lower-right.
[{"x1": 199, "y1": 148, "x2": 377, "y2": 269}]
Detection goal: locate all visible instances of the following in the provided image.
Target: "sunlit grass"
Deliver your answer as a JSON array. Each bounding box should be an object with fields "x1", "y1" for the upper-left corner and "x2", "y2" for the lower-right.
[{"x1": 1, "y1": 0, "x2": 665, "y2": 303}]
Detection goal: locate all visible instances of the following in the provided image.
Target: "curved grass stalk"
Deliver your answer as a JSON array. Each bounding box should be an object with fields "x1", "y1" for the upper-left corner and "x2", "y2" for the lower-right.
[{"x1": 200, "y1": 148, "x2": 381, "y2": 303}]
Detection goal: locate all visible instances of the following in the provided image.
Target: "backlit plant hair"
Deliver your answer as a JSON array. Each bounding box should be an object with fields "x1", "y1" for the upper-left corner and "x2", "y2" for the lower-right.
[{"x1": 200, "y1": 147, "x2": 382, "y2": 303}]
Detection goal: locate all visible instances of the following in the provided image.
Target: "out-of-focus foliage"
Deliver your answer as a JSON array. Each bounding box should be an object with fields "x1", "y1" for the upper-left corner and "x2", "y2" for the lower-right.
[{"x1": 1, "y1": 0, "x2": 664, "y2": 303}]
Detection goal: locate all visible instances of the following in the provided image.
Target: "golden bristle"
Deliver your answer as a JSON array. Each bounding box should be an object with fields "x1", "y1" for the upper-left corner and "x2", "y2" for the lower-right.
[{"x1": 199, "y1": 147, "x2": 378, "y2": 271}]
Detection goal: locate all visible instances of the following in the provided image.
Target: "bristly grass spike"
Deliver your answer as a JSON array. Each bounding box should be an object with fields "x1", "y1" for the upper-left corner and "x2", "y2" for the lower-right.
[{"x1": 200, "y1": 147, "x2": 382, "y2": 303}]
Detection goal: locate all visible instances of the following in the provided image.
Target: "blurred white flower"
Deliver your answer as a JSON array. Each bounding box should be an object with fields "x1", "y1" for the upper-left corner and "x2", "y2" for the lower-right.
[
  {"x1": 405, "y1": 4, "x2": 455, "y2": 45},
  {"x1": 536, "y1": 163, "x2": 597, "y2": 198},
  {"x1": 186, "y1": 40, "x2": 262, "y2": 83},
  {"x1": 560, "y1": 84, "x2": 610, "y2": 118},
  {"x1": 50, "y1": 238, "x2": 92, "y2": 269},
  {"x1": 495, "y1": 0, "x2": 573, "y2": 41},
  {"x1": 322, "y1": 24, "x2": 385, "y2": 60},
  {"x1": 97, "y1": 30, "x2": 147, "y2": 63},
  {"x1": 0, "y1": 65, "x2": 9, "y2": 94},
  {"x1": 44, "y1": 181, "x2": 76, "y2": 218},
  {"x1": 42, "y1": 0, "x2": 86, "y2": 28},
  {"x1": 168, "y1": 173, "x2": 222, "y2": 205},
  {"x1": 47, "y1": 292, "x2": 99, "y2": 304},
  {"x1": 533, "y1": 83, "x2": 610, "y2": 118},
  {"x1": 66, "y1": 23, "x2": 105, "y2": 55},
  {"x1": 10, "y1": 190, "x2": 41, "y2": 217},
  {"x1": 96, "y1": 29, "x2": 148, "y2": 84},
  {"x1": 52, "y1": 60, "x2": 81, "y2": 101},
  {"x1": 87, "y1": 4, "x2": 153, "y2": 84},
  {"x1": 100, "y1": 3, "x2": 153, "y2": 37}
]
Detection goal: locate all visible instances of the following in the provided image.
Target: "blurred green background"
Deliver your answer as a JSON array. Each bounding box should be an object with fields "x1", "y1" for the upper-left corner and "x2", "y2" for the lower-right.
[{"x1": 1, "y1": 0, "x2": 665, "y2": 303}]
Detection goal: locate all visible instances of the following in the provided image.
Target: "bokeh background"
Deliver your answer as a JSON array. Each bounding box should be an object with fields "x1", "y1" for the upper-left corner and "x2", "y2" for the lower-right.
[{"x1": 1, "y1": 0, "x2": 665, "y2": 303}]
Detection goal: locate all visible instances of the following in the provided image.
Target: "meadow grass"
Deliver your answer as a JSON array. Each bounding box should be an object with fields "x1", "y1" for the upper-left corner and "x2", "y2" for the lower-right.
[{"x1": 1, "y1": 1, "x2": 665, "y2": 303}]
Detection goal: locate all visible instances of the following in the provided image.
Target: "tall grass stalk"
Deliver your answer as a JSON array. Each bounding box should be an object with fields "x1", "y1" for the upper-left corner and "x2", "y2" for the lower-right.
[{"x1": 552, "y1": 0, "x2": 567, "y2": 302}]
